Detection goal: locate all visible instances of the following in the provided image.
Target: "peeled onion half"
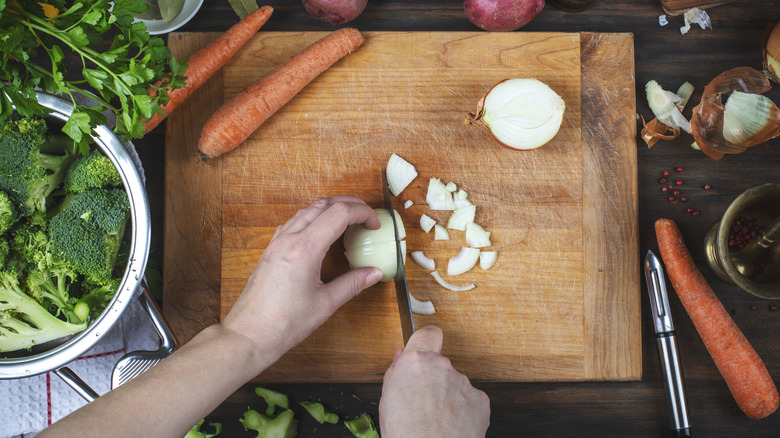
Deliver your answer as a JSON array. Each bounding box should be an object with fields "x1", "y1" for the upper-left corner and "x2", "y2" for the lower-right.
[{"x1": 465, "y1": 78, "x2": 566, "y2": 150}]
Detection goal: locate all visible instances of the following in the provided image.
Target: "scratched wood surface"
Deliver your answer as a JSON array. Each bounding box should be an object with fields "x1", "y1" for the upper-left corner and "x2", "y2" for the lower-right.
[{"x1": 163, "y1": 31, "x2": 639, "y2": 382}]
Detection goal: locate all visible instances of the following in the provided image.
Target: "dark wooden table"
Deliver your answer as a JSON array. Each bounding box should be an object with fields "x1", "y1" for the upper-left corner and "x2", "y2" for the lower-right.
[{"x1": 133, "y1": 1, "x2": 780, "y2": 436}]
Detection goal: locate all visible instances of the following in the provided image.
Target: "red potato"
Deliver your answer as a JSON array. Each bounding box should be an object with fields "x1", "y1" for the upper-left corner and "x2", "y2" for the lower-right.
[
  {"x1": 464, "y1": 0, "x2": 545, "y2": 31},
  {"x1": 302, "y1": 0, "x2": 367, "y2": 24}
]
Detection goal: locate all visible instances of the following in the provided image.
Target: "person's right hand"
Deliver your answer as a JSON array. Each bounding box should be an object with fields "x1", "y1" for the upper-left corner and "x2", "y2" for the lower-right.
[{"x1": 378, "y1": 326, "x2": 490, "y2": 437}]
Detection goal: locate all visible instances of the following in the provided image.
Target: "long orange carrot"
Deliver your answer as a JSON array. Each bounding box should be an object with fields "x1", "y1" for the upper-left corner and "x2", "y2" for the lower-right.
[
  {"x1": 196, "y1": 27, "x2": 365, "y2": 160},
  {"x1": 142, "y1": 6, "x2": 274, "y2": 134},
  {"x1": 655, "y1": 218, "x2": 779, "y2": 419}
]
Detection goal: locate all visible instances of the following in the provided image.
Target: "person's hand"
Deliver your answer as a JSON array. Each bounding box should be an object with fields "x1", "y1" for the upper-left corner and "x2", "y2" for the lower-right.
[
  {"x1": 221, "y1": 196, "x2": 384, "y2": 359},
  {"x1": 379, "y1": 326, "x2": 491, "y2": 437}
]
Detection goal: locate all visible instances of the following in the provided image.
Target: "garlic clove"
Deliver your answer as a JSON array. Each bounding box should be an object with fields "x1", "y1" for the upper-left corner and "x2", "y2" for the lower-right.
[{"x1": 466, "y1": 78, "x2": 565, "y2": 150}]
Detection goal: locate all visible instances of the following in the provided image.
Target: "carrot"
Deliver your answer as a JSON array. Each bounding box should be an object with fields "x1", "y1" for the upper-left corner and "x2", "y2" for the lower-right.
[
  {"x1": 142, "y1": 5, "x2": 274, "y2": 134},
  {"x1": 196, "y1": 27, "x2": 365, "y2": 160},
  {"x1": 655, "y1": 218, "x2": 779, "y2": 419}
]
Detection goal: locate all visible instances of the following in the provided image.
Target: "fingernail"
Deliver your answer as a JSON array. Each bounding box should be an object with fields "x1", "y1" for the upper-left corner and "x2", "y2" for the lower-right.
[{"x1": 367, "y1": 268, "x2": 383, "y2": 285}]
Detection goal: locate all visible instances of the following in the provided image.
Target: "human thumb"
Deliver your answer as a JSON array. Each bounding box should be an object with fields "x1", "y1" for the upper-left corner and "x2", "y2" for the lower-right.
[{"x1": 403, "y1": 325, "x2": 443, "y2": 354}]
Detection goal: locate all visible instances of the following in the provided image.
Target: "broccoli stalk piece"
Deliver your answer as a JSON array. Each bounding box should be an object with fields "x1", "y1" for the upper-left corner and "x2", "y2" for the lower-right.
[
  {"x1": 63, "y1": 149, "x2": 122, "y2": 193},
  {"x1": 185, "y1": 419, "x2": 222, "y2": 438},
  {"x1": 344, "y1": 413, "x2": 380, "y2": 438},
  {"x1": 73, "y1": 278, "x2": 120, "y2": 322},
  {"x1": 255, "y1": 387, "x2": 290, "y2": 416},
  {"x1": 49, "y1": 189, "x2": 130, "y2": 284},
  {"x1": 0, "y1": 118, "x2": 75, "y2": 215},
  {"x1": 0, "y1": 191, "x2": 18, "y2": 235},
  {"x1": 300, "y1": 401, "x2": 339, "y2": 424},
  {"x1": 0, "y1": 270, "x2": 87, "y2": 352},
  {"x1": 240, "y1": 409, "x2": 297, "y2": 438}
]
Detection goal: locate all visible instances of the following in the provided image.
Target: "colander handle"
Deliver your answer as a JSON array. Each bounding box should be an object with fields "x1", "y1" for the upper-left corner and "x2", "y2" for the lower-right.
[{"x1": 53, "y1": 366, "x2": 99, "y2": 402}]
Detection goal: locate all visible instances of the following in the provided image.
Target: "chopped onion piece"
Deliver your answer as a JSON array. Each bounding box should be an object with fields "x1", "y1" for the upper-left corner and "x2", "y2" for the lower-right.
[
  {"x1": 453, "y1": 189, "x2": 473, "y2": 209},
  {"x1": 411, "y1": 250, "x2": 435, "y2": 271},
  {"x1": 722, "y1": 91, "x2": 780, "y2": 145},
  {"x1": 403, "y1": 200, "x2": 413, "y2": 209},
  {"x1": 465, "y1": 222, "x2": 491, "y2": 248},
  {"x1": 658, "y1": 14, "x2": 668, "y2": 26},
  {"x1": 434, "y1": 224, "x2": 450, "y2": 240},
  {"x1": 445, "y1": 182, "x2": 457, "y2": 192},
  {"x1": 680, "y1": 7, "x2": 711, "y2": 35},
  {"x1": 447, "y1": 247, "x2": 480, "y2": 276},
  {"x1": 426, "y1": 178, "x2": 454, "y2": 210},
  {"x1": 431, "y1": 271, "x2": 475, "y2": 292},
  {"x1": 410, "y1": 293, "x2": 435, "y2": 315},
  {"x1": 420, "y1": 214, "x2": 436, "y2": 233},
  {"x1": 646, "y1": 80, "x2": 690, "y2": 133},
  {"x1": 386, "y1": 154, "x2": 417, "y2": 196},
  {"x1": 447, "y1": 204, "x2": 476, "y2": 231},
  {"x1": 676, "y1": 81, "x2": 694, "y2": 108},
  {"x1": 480, "y1": 251, "x2": 497, "y2": 270}
]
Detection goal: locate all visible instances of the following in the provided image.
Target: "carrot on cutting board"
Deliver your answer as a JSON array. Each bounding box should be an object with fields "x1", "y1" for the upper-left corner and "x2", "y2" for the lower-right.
[
  {"x1": 655, "y1": 218, "x2": 779, "y2": 419},
  {"x1": 142, "y1": 5, "x2": 274, "y2": 134},
  {"x1": 196, "y1": 27, "x2": 365, "y2": 160}
]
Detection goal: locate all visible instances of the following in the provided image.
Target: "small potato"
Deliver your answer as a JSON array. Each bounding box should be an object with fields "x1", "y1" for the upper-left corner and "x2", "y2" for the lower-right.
[
  {"x1": 464, "y1": 0, "x2": 545, "y2": 31},
  {"x1": 302, "y1": 0, "x2": 368, "y2": 24}
]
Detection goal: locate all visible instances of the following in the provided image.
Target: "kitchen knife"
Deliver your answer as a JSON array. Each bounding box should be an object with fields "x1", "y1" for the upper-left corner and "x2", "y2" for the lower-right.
[
  {"x1": 644, "y1": 250, "x2": 693, "y2": 438},
  {"x1": 382, "y1": 169, "x2": 415, "y2": 345}
]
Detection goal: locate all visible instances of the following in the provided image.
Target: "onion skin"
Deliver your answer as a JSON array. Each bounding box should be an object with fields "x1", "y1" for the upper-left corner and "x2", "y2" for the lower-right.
[
  {"x1": 763, "y1": 22, "x2": 780, "y2": 84},
  {"x1": 464, "y1": 0, "x2": 545, "y2": 32}
]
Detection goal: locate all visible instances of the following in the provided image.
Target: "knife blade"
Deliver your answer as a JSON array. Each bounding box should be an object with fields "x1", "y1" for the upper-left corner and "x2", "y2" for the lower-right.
[
  {"x1": 644, "y1": 250, "x2": 693, "y2": 438},
  {"x1": 382, "y1": 169, "x2": 415, "y2": 345}
]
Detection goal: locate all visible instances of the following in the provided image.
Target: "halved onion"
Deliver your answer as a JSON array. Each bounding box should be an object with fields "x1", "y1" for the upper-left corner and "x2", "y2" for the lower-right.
[
  {"x1": 431, "y1": 271, "x2": 475, "y2": 292},
  {"x1": 343, "y1": 208, "x2": 405, "y2": 282},
  {"x1": 426, "y1": 178, "x2": 454, "y2": 210},
  {"x1": 447, "y1": 204, "x2": 476, "y2": 231},
  {"x1": 410, "y1": 293, "x2": 435, "y2": 315},
  {"x1": 480, "y1": 251, "x2": 497, "y2": 270},
  {"x1": 465, "y1": 222, "x2": 491, "y2": 248},
  {"x1": 420, "y1": 214, "x2": 436, "y2": 233},
  {"x1": 411, "y1": 250, "x2": 435, "y2": 271},
  {"x1": 434, "y1": 224, "x2": 450, "y2": 241},
  {"x1": 447, "y1": 247, "x2": 480, "y2": 276},
  {"x1": 387, "y1": 154, "x2": 417, "y2": 196},
  {"x1": 465, "y1": 78, "x2": 565, "y2": 150}
]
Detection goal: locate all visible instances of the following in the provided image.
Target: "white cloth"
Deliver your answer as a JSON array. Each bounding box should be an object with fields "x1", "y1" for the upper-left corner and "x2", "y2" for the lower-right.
[{"x1": 0, "y1": 295, "x2": 160, "y2": 438}]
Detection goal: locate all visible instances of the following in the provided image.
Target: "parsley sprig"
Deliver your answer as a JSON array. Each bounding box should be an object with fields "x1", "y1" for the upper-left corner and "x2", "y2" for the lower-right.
[{"x1": 0, "y1": 0, "x2": 187, "y2": 154}]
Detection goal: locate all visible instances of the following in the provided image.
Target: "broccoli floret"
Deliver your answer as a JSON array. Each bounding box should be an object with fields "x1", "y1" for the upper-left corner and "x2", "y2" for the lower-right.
[
  {"x1": 344, "y1": 413, "x2": 380, "y2": 438},
  {"x1": 63, "y1": 149, "x2": 122, "y2": 193},
  {"x1": 49, "y1": 189, "x2": 130, "y2": 283},
  {"x1": 25, "y1": 263, "x2": 80, "y2": 323},
  {"x1": 0, "y1": 117, "x2": 76, "y2": 215},
  {"x1": 0, "y1": 269, "x2": 87, "y2": 352},
  {"x1": 0, "y1": 239, "x2": 9, "y2": 267},
  {"x1": 0, "y1": 191, "x2": 18, "y2": 235},
  {"x1": 11, "y1": 219, "x2": 49, "y2": 269},
  {"x1": 185, "y1": 419, "x2": 222, "y2": 438},
  {"x1": 240, "y1": 409, "x2": 297, "y2": 438}
]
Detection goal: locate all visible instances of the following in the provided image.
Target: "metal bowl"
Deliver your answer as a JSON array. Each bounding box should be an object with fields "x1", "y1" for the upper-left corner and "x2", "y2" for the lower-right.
[{"x1": 0, "y1": 92, "x2": 151, "y2": 378}]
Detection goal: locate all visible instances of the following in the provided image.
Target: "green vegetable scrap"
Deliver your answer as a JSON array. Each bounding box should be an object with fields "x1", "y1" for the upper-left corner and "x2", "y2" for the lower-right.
[
  {"x1": 184, "y1": 419, "x2": 222, "y2": 438},
  {"x1": 240, "y1": 408, "x2": 297, "y2": 438},
  {"x1": 255, "y1": 387, "x2": 290, "y2": 416},
  {"x1": 0, "y1": 0, "x2": 187, "y2": 155},
  {"x1": 344, "y1": 413, "x2": 380, "y2": 438},
  {"x1": 300, "y1": 401, "x2": 339, "y2": 424}
]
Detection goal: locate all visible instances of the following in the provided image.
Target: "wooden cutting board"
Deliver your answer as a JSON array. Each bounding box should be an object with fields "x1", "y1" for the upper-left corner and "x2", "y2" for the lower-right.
[{"x1": 163, "y1": 31, "x2": 640, "y2": 382}]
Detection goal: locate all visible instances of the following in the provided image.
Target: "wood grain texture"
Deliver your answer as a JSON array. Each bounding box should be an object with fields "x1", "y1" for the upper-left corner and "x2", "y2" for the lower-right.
[{"x1": 164, "y1": 31, "x2": 639, "y2": 382}]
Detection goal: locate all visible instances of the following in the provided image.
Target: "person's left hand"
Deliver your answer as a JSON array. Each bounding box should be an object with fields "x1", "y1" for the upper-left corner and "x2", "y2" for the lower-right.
[{"x1": 221, "y1": 196, "x2": 384, "y2": 360}]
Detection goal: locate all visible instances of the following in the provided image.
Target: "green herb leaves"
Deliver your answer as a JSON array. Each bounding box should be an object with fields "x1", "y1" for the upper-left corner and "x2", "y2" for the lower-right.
[{"x1": 0, "y1": 0, "x2": 187, "y2": 155}]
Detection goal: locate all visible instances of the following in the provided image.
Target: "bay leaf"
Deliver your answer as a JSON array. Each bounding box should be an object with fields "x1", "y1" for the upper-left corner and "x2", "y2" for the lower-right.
[
  {"x1": 159, "y1": 0, "x2": 186, "y2": 22},
  {"x1": 136, "y1": 0, "x2": 163, "y2": 20},
  {"x1": 228, "y1": 0, "x2": 258, "y2": 19}
]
